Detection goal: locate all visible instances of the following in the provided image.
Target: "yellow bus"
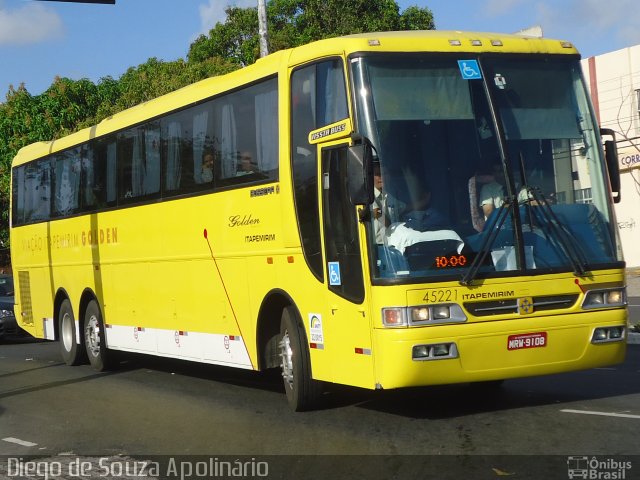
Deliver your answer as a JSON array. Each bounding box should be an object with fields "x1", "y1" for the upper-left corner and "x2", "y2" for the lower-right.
[{"x1": 10, "y1": 31, "x2": 628, "y2": 411}]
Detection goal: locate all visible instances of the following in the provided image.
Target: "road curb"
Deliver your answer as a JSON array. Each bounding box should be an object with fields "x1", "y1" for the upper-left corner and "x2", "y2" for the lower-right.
[{"x1": 628, "y1": 330, "x2": 640, "y2": 345}]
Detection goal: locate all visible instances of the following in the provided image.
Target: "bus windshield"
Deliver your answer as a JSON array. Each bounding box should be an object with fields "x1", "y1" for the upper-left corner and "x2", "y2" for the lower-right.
[{"x1": 352, "y1": 54, "x2": 622, "y2": 282}]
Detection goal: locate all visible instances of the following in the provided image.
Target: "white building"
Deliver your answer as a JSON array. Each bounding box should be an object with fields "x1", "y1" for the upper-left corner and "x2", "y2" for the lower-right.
[{"x1": 582, "y1": 46, "x2": 640, "y2": 268}]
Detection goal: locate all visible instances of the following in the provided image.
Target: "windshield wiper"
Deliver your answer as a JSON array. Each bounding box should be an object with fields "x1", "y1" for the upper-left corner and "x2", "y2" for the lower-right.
[
  {"x1": 515, "y1": 151, "x2": 586, "y2": 275},
  {"x1": 460, "y1": 198, "x2": 515, "y2": 286},
  {"x1": 526, "y1": 186, "x2": 588, "y2": 276}
]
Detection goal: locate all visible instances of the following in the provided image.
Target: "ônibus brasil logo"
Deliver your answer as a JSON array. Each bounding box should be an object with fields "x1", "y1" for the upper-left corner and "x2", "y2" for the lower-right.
[{"x1": 567, "y1": 456, "x2": 632, "y2": 479}]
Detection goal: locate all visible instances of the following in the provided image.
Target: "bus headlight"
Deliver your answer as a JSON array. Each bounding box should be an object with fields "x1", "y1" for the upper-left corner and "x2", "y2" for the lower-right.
[
  {"x1": 431, "y1": 305, "x2": 451, "y2": 320},
  {"x1": 609, "y1": 327, "x2": 624, "y2": 339},
  {"x1": 606, "y1": 290, "x2": 624, "y2": 304},
  {"x1": 412, "y1": 342, "x2": 459, "y2": 361},
  {"x1": 411, "y1": 307, "x2": 430, "y2": 322},
  {"x1": 382, "y1": 304, "x2": 466, "y2": 327},
  {"x1": 408, "y1": 304, "x2": 465, "y2": 325},
  {"x1": 582, "y1": 288, "x2": 626, "y2": 309},
  {"x1": 591, "y1": 326, "x2": 626, "y2": 343}
]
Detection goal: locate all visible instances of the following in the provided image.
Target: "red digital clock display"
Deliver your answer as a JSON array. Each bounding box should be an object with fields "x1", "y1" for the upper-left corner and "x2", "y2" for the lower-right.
[{"x1": 435, "y1": 254, "x2": 468, "y2": 268}]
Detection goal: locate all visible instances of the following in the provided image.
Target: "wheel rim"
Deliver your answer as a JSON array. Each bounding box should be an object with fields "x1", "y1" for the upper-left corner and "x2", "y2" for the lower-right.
[
  {"x1": 279, "y1": 330, "x2": 294, "y2": 389},
  {"x1": 85, "y1": 314, "x2": 101, "y2": 358},
  {"x1": 61, "y1": 313, "x2": 75, "y2": 352}
]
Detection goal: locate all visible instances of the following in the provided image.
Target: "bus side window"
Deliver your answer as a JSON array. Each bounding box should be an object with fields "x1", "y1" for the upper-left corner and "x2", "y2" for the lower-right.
[
  {"x1": 214, "y1": 77, "x2": 278, "y2": 188},
  {"x1": 13, "y1": 159, "x2": 52, "y2": 225},
  {"x1": 117, "y1": 122, "x2": 161, "y2": 203},
  {"x1": 53, "y1": 148, "x2": 81, "y2": 218},
  {"x1": 89, "y1": 136, "x2": 117, "y2": 209}
]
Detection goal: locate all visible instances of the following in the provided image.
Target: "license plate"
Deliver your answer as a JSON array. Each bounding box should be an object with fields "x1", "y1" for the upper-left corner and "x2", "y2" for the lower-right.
[{"x1": 507, "y1": 332, "x2": 547, "y2": 350}]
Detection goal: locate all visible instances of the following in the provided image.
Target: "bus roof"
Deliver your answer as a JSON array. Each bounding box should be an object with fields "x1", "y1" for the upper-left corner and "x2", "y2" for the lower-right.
[
  {"x1": 289, "y1": 30, "x2": 578, "y2": 63},
  {"x1": 12, "y1": 30, "x2": 579, "y2": 168}
]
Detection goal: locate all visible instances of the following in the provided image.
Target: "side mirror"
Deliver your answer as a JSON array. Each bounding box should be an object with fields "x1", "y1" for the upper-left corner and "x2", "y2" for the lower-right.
[
  {"x1": 347, "y1": 136, "x2": 374, "y2": 205},
  {"x1": 600, "y1": 128, "x2": 621, "y2": 203}
]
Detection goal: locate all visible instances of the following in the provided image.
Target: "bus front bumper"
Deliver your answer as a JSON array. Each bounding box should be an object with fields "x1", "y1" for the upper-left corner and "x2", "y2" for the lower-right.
[{"x1": 372, "y1": 310, "x2": 627, "y2": 390}]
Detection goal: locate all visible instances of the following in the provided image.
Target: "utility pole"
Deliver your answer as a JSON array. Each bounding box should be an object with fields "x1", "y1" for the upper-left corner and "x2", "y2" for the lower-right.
[{"x1": 257, "y1": 0, "x2": 269, "y2": 57}]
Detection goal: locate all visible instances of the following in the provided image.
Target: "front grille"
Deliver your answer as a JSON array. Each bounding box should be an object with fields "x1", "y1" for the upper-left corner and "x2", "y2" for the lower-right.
[{"x1": 464, "y1": 294, "x2": 579, "y2": 317}]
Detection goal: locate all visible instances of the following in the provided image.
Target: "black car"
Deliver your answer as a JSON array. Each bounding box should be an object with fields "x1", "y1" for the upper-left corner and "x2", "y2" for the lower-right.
[{"x1": 0, "y1": 274, "x2": 18, "y2": 340}]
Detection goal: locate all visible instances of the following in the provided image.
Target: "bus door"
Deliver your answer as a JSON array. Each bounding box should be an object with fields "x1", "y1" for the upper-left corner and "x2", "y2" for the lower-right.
[{"x1": 319, "y1": 143, "x2": 375, "y2": 388}]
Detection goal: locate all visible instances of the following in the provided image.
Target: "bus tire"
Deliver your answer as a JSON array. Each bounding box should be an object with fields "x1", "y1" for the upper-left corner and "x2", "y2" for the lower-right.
[
  {"x1": 279, "y1": 306, "x2": 322, "y2": 411},
  {"x1": 59, "y1": 299, "x2": 87, "y2": 366},
  {"x1": 83, "y1": 299, "x2": 112, "y2": 371}
]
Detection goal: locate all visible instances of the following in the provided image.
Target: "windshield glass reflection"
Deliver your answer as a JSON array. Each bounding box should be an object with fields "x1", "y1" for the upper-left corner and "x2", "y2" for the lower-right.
[{"x1": 352, "y1": 54, "x2": 621, "y2": 282}]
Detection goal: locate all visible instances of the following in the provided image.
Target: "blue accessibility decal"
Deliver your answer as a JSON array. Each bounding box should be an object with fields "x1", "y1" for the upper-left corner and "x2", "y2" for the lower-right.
[
  {"x1": 458, "y1": 60, "x2": 482, "y2": 80},
  {"x1": 328, "y1": 262, "x2": 341, "y2": 286}
]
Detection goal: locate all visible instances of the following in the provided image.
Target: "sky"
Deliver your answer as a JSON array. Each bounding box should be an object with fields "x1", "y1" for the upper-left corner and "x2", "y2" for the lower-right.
[{"x1": 1, "y1": 0, "x2": 640, "y2": 98}]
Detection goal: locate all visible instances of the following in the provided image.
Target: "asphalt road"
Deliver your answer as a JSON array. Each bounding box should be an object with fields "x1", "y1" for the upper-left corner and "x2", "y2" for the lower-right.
[{"x1": 0, "y1": 329, "x2": 639, "y2": 479}]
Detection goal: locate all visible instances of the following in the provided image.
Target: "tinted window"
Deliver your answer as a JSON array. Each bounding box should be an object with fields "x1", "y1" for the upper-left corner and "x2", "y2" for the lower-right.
[
  {"x1": 13, "y1": 158, "x2": 51, "y2": 224},
  {"x1": 291, "y1": 58, "x2": 348, "y2": 281},
  {"x1": 322, "y1": 146, "x2": 364, "y2": 302},
  {"x1": 117, "y1": 121, "x2": 161, "y2": 203},
  {"x1": 53, "y1": 147, "x2": 81, "y2": 217},
  {"x1": 12, "y1": 76, "x2": 279, "y2": 225}
]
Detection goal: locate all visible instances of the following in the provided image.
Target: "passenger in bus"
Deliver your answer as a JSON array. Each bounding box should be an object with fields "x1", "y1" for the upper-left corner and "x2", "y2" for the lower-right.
[
  {"x1": 385, "y1": 185, "x2": 460, "y2": 256},
  {"x1": 469, "y1": 161, "x2": 511, "y2": 232},
  {"x1": 402, "y1": 186, "x2": 448, "y2": 232},
  {"x1": 478, "y1": 162, "x2": 506, "y2": 220},
  {"x1": 201, "y1": 151, "x2": 215, "y2": 183},
  {"x1": 372, "y1": 161, "x2": 406, "y2": 244},
  {"x1": 236, "y1": 151, "x2": 256, "y2": 176},
  {"x1": 469, "y1": 162, "x2": 536, "y2": 231}
]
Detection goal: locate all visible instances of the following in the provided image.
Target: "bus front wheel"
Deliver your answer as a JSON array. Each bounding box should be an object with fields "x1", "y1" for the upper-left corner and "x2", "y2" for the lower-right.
[
  {"x1": 84, "y1": 299, "x2": 112, "y2": 371},
  {"x1": 279, "y1": 306, "x2": 322, "y2": 411},
  {"x1": 59, "y1": 299, "x2": 87, "y2": 366}
]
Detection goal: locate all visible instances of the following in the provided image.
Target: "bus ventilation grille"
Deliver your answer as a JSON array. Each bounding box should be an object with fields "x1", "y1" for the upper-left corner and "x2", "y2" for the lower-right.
[
  {"x1": 464, "y1": 294, "x2": 579, "y2": 317},
  {"x1": 18, "y1": 271, "x2": 34, "y2": 326}
]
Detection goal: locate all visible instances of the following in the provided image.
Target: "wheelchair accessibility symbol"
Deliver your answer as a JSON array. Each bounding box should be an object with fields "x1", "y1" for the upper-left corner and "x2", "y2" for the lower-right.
[
  {"x1": 328, "y1": 262, "x2": 341, "y2": 286},
  {"x1": 458, "y1": 60, "x2": 482, "y2": 80}
]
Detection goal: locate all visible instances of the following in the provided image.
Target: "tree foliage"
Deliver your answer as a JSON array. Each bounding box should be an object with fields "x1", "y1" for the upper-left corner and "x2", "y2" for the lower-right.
[
  {"x1": 189, "y1": 7, "x2": 261, "y2": 67},
  {"x1": 0, "y1": 0, "x2": 434, "y2": 255},
  {"x1": 189, "y1": 0, "x2": 434, "y2": 66}
]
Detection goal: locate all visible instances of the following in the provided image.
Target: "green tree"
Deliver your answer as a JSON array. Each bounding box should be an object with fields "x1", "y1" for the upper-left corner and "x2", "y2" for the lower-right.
[
  {"x1": 188, "y1": 0, "x2": 434, "y2": 66},
  {"x1": 111, "y1": 57, "x2": 237, "y2": 113},
  {"x1": 0, "y1": 85, "x2": 42, "y2": 250},
  {"x1": 189, "y1": 7, "x2": 261, "y2": 66},
  {"x1": 40, "y1": 77, "x2": 102, "y2": 136},
  {"x1": 398, "y1": 5, "x2": 436, "y2": 31}
]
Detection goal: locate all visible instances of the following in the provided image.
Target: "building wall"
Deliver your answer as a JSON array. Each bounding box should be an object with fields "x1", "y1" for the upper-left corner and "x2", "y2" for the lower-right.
[{"x1": 582, "y1": 46, "x2": 640, "y2": 268}]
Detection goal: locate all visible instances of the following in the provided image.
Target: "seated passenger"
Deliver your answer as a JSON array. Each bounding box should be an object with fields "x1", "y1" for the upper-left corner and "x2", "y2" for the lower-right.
[
  {"x1": 469, "y1": 162, "x2": 532, "y2": 231},
  {"x1": 383, "y1": 185, "x2": 461, "y2": 255},
  {"x1": 201, "y1": 151, "x2": 215, "y2": 183},
  {"x1": 478, "y1": 162, "x2": 506, "y2": 220},
  {"x1": 402, "y1": 186, "x2": 448, "y2": 232},
  {"x1": 236, "y1": 151, "x2": 256, "y2": 176},
  {"x1": 372, "y1": 161, "x2": 406, "y2": 244}
]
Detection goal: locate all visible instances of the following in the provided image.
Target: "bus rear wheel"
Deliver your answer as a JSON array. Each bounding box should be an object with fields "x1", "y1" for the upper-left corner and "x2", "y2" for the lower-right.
[
  {"x1": 84, "y1": 299, "x2": 112, "y2": 371},
  {"x1": 279, "y1": 306, "x2": 322, "y2": 411},
  {"x1": 59, "y1": 299, "x2": 87, "y2": 366}
]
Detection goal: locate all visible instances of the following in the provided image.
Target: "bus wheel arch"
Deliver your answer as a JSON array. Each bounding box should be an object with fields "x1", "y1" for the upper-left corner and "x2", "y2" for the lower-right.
[
  {"x1": 255, "y1": 291, "x2": 323, "y2": 410},
  {"x1": 256, "y1": 289, "x2": 292, "y2": 370},
  {"x1": 54, "y1": 289, "x2": 87, "y2": 366}
]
